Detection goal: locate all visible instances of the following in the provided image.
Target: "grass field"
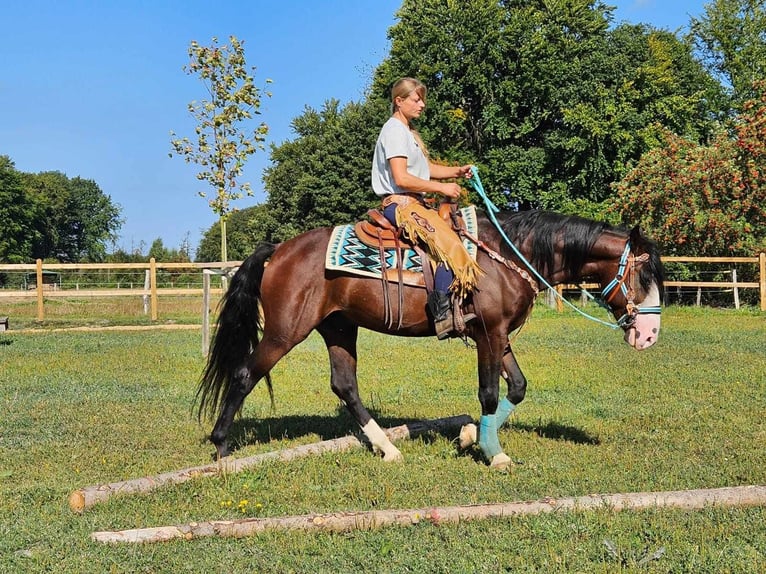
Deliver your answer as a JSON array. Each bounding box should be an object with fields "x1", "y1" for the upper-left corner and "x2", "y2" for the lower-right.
[{"x1": 1, "y1": 305, "x2": 764, "y2": 572}]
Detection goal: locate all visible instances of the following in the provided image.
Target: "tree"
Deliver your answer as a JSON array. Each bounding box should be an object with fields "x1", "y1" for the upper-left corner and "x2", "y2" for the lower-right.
[
  {"x1": 196, "y1": 204, "x2": 269, "y2": 262},
  {"x1": 250, "y1": 0, "x2": 729, "y2": 235},
  {"x1": 170, "y1": 35, "x2": 271, "y2": 262},
  {"x1": 147, "y1": 238, "x2": 190, "y2": 262},
  {"x1": 690, "y1": 0, "x2": 766, "y2": 108},
  {"x1": 255, "y1": 98, "x2": 387, "y2": 242},
  {"x1": 0, "y1": 156, "x2": 38, "y2": 263},
  {"x1": 368, "y1": 0, "x2": 722, "y2": 217},
  {"x1": 22, "y1": 171, "x2": 122, "y2": 262},
  {"x1": 610, "y1": 81, "x2": 766, "y2": 257}
]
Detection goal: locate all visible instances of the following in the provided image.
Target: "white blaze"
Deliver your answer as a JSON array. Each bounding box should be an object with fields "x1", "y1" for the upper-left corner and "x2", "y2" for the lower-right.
[{"x1": 624, "y1": 282, "x2": 661, "y2": 350}]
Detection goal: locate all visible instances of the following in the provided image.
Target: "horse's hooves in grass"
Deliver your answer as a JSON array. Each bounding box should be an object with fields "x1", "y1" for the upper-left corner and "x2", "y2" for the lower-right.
[
  {"x1": 382, "y1": 449, "x2": 404, "y2": 463},
  {"x1": 490, "y1": 452, "x2": 512, "y2": 471},
  {"x1": 213, "y1": 445, "x2": 231, "y2": 461},
  {"x1": 459, "y1": 423, "x2": 477, "y2": 449}
]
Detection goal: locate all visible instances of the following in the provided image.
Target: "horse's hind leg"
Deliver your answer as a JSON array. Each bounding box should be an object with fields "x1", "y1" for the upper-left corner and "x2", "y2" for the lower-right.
[
  {"x1": 317, "y1": 316, "x2": 403, "y2": 462},
  {"x1": 210, "y1": 339, "x2": 292, "y2": 458}
]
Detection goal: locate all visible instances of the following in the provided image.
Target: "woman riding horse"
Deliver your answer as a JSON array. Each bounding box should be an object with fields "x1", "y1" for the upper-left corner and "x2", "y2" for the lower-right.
[
  {"x1": 372, "y1": 77, "x2": 483, "y2": 339},
  {"x1": 197, "y1": 206, "x2": 664, "y2": 471}
]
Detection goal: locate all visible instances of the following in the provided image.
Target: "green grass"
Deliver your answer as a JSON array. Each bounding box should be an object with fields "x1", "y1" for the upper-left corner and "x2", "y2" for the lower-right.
[
  {"x1": 1, "y1": 307, "x2": 764, "y2": 572},
  {"x1": 2, "y1": 295, "x2": 205, "y2": 330}
]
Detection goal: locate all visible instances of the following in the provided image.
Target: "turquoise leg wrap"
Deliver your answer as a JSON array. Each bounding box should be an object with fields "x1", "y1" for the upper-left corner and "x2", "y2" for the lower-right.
[
  {"x1": 478, "y1": 415, "x2": 502, "y2": 459},
  {"x1": 495, "y1": 397, "x2": 515, "y2": 428}
]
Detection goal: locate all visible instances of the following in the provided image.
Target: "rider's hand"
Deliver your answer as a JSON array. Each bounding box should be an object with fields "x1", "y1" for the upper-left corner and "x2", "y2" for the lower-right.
[
  {"x1": 456, "y1": 164, "x2": 474, "y2": 179},
  {"x1": 441, "y1": 182, "x2": 462, "y2": 200}
]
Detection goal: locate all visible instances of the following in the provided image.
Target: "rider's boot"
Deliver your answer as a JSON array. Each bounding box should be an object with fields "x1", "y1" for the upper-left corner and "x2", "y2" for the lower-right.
[
  {"x1": 428, "y1": 290, "x2": 456, "y2": 340},
  {"x1": 428, "y1": 290, "x2": 476, "y2": 341}
]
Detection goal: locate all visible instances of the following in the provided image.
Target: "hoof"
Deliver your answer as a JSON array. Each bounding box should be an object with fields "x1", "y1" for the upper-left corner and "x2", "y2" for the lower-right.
[
  {"x1": 382, "y1": 448, "x2": 404, "y2": 463},
  {"x1": 489, "y1": 452, "x2": 512, "y2": 471},
  {"x1": 213, "y1": 443, "x2": 231, "y2": 461},
  {"x1": 459, "y1": 424, "x2": 477, "y2": 449}
]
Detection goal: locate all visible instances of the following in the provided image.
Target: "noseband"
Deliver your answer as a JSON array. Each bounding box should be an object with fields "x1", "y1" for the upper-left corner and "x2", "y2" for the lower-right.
[{"x1": 601, "y1": 241, "x2": 661, "y2": 329}]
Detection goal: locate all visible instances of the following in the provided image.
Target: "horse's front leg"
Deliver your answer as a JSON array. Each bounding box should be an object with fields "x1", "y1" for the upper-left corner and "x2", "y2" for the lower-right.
[
  {"x1": 496, "y1": 343, "x2": 527, "y2": 427},
  {"x1": 318, "y1": 318, "x2": 402, "y2": 462},
  {"x1": 460, "y1": 343, "x2": 528, "y2": 447},
  {"x1": 473, "y1": 337, "x2": 513, "y2": 470}
]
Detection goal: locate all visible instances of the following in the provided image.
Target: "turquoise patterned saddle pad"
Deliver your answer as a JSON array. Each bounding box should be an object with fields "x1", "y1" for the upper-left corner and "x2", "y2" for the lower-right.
[{"x1": 325, "y1": 206, "x2": 478, "y2": 282}]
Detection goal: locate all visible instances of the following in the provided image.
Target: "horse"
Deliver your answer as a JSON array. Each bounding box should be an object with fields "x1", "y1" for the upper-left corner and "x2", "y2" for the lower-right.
[{"x1": 196, "y1": 209, "x2": 664, "y2": 470}]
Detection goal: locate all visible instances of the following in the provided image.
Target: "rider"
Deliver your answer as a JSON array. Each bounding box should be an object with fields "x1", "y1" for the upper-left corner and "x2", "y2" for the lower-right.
[{"x1": 371, "y1": 77, "x2": 483, "y2": 339}]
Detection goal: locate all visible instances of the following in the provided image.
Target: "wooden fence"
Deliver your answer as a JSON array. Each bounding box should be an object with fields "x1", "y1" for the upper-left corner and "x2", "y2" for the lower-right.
[
  {"x1": 0, "y1": 259, "x2": 232, "y2": 322},
  {"x1": 1, "y1": 254, "x2": 765, "y2": 323}
]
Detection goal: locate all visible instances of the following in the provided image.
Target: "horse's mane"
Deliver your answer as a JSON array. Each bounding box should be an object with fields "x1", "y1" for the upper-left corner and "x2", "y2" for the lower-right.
[
  {"x1": 490, "y1": 210, "x2": 664, "y2": 291},
  {"x1": 492, "y1": 210, "x2": 610, "y2": 277}
]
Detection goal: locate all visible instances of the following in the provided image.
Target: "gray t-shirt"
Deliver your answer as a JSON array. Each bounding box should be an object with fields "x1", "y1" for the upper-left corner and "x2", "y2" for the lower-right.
[{"x1": 371, "y1": 117, "x2": 430, "y2": 197}]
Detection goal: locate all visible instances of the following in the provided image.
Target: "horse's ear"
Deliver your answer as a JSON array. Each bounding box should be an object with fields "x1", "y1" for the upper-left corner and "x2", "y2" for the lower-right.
[{"x1": 629, "y1": 225, "x2": 643, "y2": 244}]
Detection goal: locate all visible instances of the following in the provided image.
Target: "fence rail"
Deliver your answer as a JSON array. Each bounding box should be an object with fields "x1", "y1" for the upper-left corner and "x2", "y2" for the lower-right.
[{"x1": 1, "y1": 253, "x2": 765, "y2": 322}]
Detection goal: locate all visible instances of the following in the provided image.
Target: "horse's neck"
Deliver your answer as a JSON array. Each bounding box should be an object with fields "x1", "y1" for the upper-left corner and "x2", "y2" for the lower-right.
[
  {"x1": 528, "y1": 230, "x2": 627, "y2": 287},
  {"x1": 577, "y1": 232, "x2": 627, "y2": 280},
  {"x1": 479, "y1": 214, "x2": 625, "y2": 286}
]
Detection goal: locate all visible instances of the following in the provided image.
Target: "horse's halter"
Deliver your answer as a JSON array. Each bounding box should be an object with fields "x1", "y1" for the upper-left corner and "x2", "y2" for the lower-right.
[{"x1": 601, "y1": 241, "x2": 661, "y2": 330}]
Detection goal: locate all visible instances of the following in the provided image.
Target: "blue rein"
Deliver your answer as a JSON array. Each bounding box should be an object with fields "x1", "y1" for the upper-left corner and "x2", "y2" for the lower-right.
[{"x1": 466, "y1": 167, "x2": 659, "y2": 330}]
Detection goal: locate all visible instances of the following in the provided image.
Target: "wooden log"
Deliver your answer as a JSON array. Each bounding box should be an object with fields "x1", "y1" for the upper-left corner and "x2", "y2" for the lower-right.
[
  {"x1": 92, "y1": 484, "x2": 766, "y2": 544},
  {"x1": 69, "y1": 414, "x2": 473, "y2": 514}
]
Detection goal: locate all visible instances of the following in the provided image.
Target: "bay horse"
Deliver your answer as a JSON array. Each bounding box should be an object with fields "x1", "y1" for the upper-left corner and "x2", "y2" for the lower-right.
[{"x1": 197, "y1": 209, "x2": 664, "y2": 470}]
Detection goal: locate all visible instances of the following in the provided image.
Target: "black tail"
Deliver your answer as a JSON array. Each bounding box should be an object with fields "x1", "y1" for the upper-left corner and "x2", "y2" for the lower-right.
[{"x1": 196, "y1": 242, "x2": 277, "y2": 421}]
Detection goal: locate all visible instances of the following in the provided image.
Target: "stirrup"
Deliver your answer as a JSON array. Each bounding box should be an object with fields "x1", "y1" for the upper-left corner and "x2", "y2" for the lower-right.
[
  {"x1": 434, "y1": 313, "x2": 454, "y2": 340},
  {"x1": 451, "y1": 296, "x2": 476, "y2": 336},
  {"x1": 437, "y1": 304, "x2": 476, "y2": 340}
]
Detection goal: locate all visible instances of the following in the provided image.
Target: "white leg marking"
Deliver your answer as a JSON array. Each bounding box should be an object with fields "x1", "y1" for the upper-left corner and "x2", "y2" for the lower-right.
[{"x1": 362, "y1": 419, "x2": 403, "y2": 462}]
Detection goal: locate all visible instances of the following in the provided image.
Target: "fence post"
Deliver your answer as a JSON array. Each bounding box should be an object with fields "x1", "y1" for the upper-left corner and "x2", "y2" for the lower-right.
[
  {"x1": 732, "y1": 269, "x2": 740, "y2": 310},
  {"x1": 36, "y1": 259, "x2": 44, "y2": 322},
  {"x1": 760, "y1": 252, "x2": 766, "y2": 312},
  {"x1": 149, "y1": 258, "x2": 158, "y2": 321},
  {"x1": 143, "y1": 270, "x2": 150, "y2": 315},
  {"x1": 545, "y1": 288, "x2": 555, "y2": 309},
  {"x1": 202, "y1": 270, "x2": 212, "y2": 356}
]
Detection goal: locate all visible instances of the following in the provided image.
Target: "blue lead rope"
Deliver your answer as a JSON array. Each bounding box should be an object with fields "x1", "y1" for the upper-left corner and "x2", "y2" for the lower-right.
[{"x1": 466, "y1": 166, "x2": 620, "y2": 330}]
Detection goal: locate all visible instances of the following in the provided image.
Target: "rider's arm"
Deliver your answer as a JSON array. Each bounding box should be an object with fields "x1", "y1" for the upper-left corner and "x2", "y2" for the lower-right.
[{"x1": 389, "y1": 157, "x2": 462, "y2": 199}]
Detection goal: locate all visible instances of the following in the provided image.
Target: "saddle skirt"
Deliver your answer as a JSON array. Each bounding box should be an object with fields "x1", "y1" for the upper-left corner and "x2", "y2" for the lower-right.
[{"x1": 325, "y1": 206, "x2": 479, "y2": 287}]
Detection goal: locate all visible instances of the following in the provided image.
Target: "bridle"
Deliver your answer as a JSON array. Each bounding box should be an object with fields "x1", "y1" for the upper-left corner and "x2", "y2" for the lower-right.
[{"x1": 601, "y1": 241, "x2": 661, "y2": 330}]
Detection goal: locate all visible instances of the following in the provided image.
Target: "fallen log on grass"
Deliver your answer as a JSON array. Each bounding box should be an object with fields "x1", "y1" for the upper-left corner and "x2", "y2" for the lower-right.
[
  {"x1": 92, "y1": 484, "x2": 766, "y2": 544},
  {"x1": 69, "y1": 414, "x2": 473, "y2": 514}
]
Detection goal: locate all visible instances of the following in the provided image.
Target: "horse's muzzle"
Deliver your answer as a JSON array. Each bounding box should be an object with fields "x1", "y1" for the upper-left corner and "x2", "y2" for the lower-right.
[{"x1": 623, "y1": 313, "x2": 661, "y2": 350}]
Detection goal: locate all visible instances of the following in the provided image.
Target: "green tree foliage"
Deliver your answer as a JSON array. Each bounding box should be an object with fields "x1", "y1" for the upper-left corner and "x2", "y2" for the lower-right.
[
  {"x1": 196, "y1": 204, "x2": 269, "y2": 262},
  {"x1": 228, "y1": 0, "x2": 751, "y2": 256},
  {"x1": 147, "y1": 237, "x2": 191, "y2": 262},
  {"x1": 370, "y1": 0, "x2": 722, "y2": 216},
  {"x1": 0, "y1": 156, "x2": 38, "y2": 263},
  {"x1": 610, "y1": 81, "x2": 766, "y2": 256},
  {"x1": 255, "y1": 98, "x2": 387, "y2": 242},
  {"x1": 22, "y1": 171, "x2": 122, "y2": 262},
  {"x1": 690, "y1": 0, "x2": 766, "y2": 108},
  {"x1": 170, "y1": 35, "x2": 271, "y2": 262},
  {"x1": 0, "y1": 160, "x2": 120, "y2": 263}
]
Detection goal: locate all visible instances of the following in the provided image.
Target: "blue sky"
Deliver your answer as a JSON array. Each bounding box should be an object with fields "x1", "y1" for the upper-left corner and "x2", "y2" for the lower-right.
[{"x1": 1, "y1": 0, "x2": 708, "y2": 255}]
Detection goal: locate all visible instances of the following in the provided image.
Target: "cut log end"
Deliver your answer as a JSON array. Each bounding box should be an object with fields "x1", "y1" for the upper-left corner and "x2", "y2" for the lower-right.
[{"x1": 69, "y1": 490, "x2": 86, "y2": 514}]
